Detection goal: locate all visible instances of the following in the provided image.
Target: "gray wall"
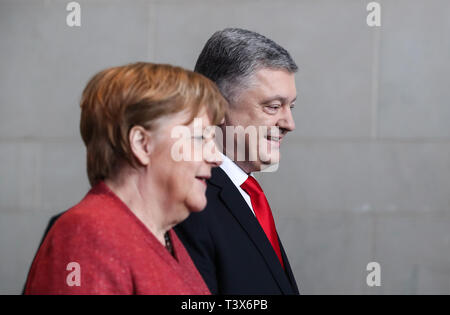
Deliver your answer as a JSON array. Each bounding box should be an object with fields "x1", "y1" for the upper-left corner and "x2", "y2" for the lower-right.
[{"x1": 1, "y1": 0, "x2": 449, "y2": 294}]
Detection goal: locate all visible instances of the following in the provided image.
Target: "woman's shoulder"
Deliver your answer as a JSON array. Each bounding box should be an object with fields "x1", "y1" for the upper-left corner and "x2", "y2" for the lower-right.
[
  {"x1": 25, "y1": 187, "x2": 135, "y2": 294},
  {"x1": 47, "y1": 184, "x2": 133, "y2": 244}
]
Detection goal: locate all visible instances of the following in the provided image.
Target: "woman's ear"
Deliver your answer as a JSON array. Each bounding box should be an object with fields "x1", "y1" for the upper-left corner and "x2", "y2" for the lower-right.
[{"x1": 129, "y1": 126, "x2": 154, "y2": 166}]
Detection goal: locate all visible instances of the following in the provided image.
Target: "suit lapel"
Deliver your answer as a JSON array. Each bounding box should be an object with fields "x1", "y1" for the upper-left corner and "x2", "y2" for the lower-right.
[
  {"x1": 279, "y1": 237, "x2": 300, "y2": 294},
  {"x1": 209, "y1": 168, "x2": 294, "y2": 294}
]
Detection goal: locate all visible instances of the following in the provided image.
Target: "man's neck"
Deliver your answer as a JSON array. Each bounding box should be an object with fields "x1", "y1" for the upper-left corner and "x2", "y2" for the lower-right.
[
  {"x1": 233, "y1": 160, "x2": 255, "y2": 175},
  {"x1": 221, "y1": 141, "x2": 258, "y2": 174}
]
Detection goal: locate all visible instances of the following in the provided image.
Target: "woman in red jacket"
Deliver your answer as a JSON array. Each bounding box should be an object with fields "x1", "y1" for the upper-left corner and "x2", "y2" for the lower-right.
[{"x1": 24, "y1": 62, "x2": 226, "y2": 294}]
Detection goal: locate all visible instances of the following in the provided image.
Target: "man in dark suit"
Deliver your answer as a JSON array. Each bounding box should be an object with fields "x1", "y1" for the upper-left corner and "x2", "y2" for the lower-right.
[{"x1": 174, "y1": 28, "x2": 299, "y2": 295}]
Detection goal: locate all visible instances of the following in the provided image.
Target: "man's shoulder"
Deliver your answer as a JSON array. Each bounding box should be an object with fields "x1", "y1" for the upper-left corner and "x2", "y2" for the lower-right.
[
  {"x1": 209, "y1": 166, "x2": 245, "y2": 195},
  {"x1": 176, "y1": 177, "x2": 228, "y2": 231},
  {"x1": 177, "y1": 166, "x2": 249, "y2": 235}
]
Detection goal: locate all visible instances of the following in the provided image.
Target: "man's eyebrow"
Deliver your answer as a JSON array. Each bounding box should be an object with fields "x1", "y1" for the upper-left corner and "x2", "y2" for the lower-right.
[{"x1": 261, "y1": 95, "x2": 297, "y2": 104}]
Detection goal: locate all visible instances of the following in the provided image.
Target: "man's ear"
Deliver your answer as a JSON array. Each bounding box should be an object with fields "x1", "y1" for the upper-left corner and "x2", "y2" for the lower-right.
[{"x1": 129, "y1": 126, "x2": 154, "y2": 166}]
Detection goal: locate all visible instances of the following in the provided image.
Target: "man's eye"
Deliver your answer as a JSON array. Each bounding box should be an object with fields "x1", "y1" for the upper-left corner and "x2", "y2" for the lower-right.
[{"x1": 266, "y1": 105, "x2": 281, "y2": 111}]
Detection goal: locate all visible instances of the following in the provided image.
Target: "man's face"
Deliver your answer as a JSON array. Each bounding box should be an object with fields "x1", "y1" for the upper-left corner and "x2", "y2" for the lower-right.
[{"x1": 224, "y1": 68, "x2": 297, "y2": 172}]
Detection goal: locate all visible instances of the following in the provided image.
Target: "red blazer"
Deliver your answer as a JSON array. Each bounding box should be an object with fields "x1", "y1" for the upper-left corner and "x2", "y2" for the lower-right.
[{"x1": 25, "y1": 182, "x2": 210, "y2": 295}]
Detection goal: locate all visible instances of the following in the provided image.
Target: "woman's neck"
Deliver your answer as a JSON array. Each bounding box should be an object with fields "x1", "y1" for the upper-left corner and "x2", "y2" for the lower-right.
[{"x1": 105, "y1": 171, "x2": 172, "y2": 246}]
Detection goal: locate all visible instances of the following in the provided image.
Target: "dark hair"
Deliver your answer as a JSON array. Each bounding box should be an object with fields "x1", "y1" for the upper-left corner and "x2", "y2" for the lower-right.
[
  {"x1": 80, "y1": 62, "x2": 227, "y2": 186},
  {"x1": 194, "y1": 28, "x2": 298, "y2": 103}
]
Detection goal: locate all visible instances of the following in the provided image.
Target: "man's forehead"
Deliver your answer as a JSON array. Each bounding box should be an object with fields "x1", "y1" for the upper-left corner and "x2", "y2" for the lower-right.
[
  {"x1": 246, "y1": 68, "x2": 297, "y2": 98},
  {"x1": 254, "y1": 67, "x2": 294, "y2": 78},
  {"x1": 260, "y1": 95, "x2": 297, "y2": 104}
]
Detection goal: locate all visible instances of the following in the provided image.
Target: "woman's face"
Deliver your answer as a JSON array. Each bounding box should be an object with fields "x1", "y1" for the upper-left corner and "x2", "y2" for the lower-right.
[{"x1": 148, "y1": 110, "x2": 221, "y2": 223}]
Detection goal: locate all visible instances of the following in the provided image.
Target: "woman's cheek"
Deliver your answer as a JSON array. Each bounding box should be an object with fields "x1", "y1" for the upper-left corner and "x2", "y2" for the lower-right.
[
  {"x1": 186, "y1": 181, "x2": 207, "y2": 212},
  {"x1": 190, "y1": 193, "x2": 207, "y2": 213}
]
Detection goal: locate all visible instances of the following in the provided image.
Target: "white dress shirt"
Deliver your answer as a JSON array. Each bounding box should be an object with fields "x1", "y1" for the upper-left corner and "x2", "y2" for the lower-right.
[{"x1": 219, "y1": 152, "x2": 256, "y2": 216}]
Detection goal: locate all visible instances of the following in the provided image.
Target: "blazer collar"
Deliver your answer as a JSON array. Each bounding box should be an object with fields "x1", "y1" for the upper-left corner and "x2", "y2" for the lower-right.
[
  {"x1": 218, "y1": 152, "x2": 250, "y2": 188},
  {"x1": 209, "y1": 167, "x2": 295, "y2": 294}
]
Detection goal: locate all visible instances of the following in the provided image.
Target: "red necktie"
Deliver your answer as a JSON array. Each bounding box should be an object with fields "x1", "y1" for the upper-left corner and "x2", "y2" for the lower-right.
[{"x1": 241, "y1": 176, "x2": 284, "y2": 269}]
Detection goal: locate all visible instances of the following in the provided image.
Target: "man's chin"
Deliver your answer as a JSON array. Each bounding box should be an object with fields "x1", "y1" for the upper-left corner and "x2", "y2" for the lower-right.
[
  {"x1": 259, "y1": 152, "x2": 280, "y2": 166},
  {"x1": 260, "y1": 162, "x2": 280, "y2": 173},
  {"x1": 250, "y1": 154, "x2": 280, "y2": 172}
]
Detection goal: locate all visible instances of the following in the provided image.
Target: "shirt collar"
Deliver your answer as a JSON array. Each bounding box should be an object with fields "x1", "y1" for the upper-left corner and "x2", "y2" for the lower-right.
[{"x1": 219, "y1": 152, "x2": 251, "y2": 187}]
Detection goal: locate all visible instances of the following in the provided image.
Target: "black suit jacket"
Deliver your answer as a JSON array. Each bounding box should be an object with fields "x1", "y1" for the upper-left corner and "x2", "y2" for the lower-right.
[{"x1": 174, "y1": 167, "x2": 299, "y2": 295}]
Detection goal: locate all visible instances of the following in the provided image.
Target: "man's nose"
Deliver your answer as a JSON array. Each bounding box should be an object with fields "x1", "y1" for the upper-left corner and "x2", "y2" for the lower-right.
[{"x1": 278, "y1": 106, "x2": 296, "y2": 132}]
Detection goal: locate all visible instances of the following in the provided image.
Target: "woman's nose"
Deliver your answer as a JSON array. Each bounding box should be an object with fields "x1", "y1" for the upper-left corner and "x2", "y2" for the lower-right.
[{"x1": 204, "y1": 141, "x2": 222, "y2": 167}]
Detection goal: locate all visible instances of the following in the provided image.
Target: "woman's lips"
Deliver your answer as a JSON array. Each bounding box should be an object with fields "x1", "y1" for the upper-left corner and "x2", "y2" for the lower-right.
[{"x1": 195, "y1": 176, "x2": 209, "y2": 187}]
